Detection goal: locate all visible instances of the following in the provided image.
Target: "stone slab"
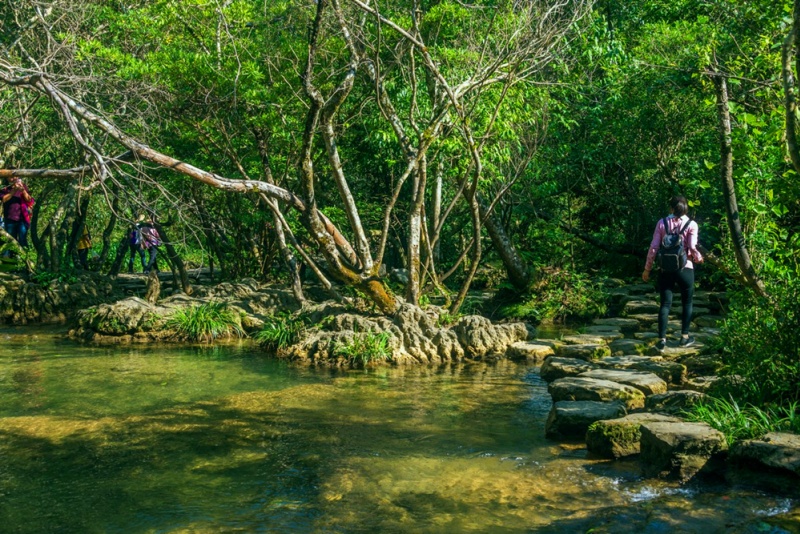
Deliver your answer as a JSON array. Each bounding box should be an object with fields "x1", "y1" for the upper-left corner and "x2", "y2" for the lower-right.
[
  {"x1": 548, "y1": 376, "x2": 646, "y2": 410},
  {"x1": 539, "y1": 357, "x2": 599, "y2": 382},
  {"x1": 640, "y1": 421, "x2": 728, "y2": 481},
  {"x1": 645, "y1": 390, "x2": 707, "y2": 415},
  {"x1": 730, "y1": 432, "x2": 800, "y2": 476},
  {"x1": 507, "y1": 341, "x2": 555, "y2": 363},
  {"x1": 578, "y1": 368, "x2": 668, "y2": 396},
  {"x1": 586, "y1": 413, "x2": 683, "y2": 458},
  {"x1": 545, "y1": 400, "x2": 627, "y2": 440},
  {"x1": 557, "y1": 343, "x2": 612, "y2": 361}
]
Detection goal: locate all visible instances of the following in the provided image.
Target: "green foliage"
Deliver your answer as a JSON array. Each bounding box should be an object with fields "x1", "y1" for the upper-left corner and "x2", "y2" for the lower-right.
[
  {"x1": 716, "y1": 283, "x2": 800, "y2": 405},
  {"x1": 333, "y1": 330, "x2": 393, "y2": 367},
  {"x1": 685, "y1": 396, "x2": 799, "y2": 445},
  {"x1": 254, "y1": 313, "x2": 307, "y2": 351},
  {"x1": 165, "y1": 302, "x2": 244, "y2": 343},
  {"x1": 30, "y1": 270, "x2": 79, "y2": 286},
  {"x1": 498, "y1": 269, "x2": 609, "y2": 324}
]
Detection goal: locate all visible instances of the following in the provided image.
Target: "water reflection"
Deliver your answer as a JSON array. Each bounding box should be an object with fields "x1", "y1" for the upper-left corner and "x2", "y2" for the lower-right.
[{"x1": 0, "y1": 330, "x2": 797, "y2": 533}]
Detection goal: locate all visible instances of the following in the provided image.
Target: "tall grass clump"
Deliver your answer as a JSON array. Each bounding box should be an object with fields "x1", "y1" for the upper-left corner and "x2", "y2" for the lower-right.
[
  {"x1": 334, "y1": 330, "x2": 393, "y2": 367},
  {"x1": 255, "y1": 313, "x2": 307, "y2": 351},
  {"x1": 166, "y1": 301, "x2": 244, "y2": 342},
  {"x1": 685, "y1": 396, "x2": 799, "y2": 445}
]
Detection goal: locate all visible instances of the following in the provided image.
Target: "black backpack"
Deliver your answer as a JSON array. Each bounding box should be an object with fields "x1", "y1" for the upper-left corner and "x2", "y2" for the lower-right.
[{"x1": 657, "y1": 217, "x2": 692, "y2": 273}]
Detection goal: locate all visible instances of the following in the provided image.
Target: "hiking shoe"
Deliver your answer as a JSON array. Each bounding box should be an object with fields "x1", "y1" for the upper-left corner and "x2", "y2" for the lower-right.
[
  {"x1": 679, "y1": 336, "x2": 696, "y2": 347},
  {"x1": 654, "y1": 339, "x2": 666, "y2": 352}
]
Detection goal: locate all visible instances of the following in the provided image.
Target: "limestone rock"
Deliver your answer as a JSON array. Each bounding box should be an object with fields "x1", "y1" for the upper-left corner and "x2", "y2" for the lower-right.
[
  {"x1": 545, "y1": 400, "x2": 627, "y2": 440},
  {"x1": 539, "y1": 357, "x2": 599, "y2": 382},
  {"x1": 548, "y1": 377, "x2": 646, "y2": 410},
  {"x1": 640, "y1": 421, "x2": 728, "y2": 481},
  {"x1": 645, "y1": 390, "x2": 707, "y2": 415},
  {"x1": 578, "y1": 369, "x2": 667, "y2": 396},
  {"x1": 451, "y1": 315, "x2": 528, "y2": 359},
  {"x1": 586, "y1": 413, "x2": 682, "y2": 459},
  {"x1": 622, "y1": 300, "x2": 660, "y2": 316},
  {"x1": 562, "y1": 333, "x2": 613, "y2": 345},
  {"x1": 684, "y1": 376, "x2": 720, "y2": 393}
]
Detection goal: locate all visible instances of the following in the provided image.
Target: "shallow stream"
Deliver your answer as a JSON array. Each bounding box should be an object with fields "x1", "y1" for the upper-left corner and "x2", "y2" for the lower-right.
[{"x1": 0, "y1": 328, "x2": 797, "y2": 533}]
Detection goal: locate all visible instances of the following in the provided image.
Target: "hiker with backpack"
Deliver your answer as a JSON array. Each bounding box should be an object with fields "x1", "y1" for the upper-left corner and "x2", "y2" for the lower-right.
[
  {"x1": 642, "y1": 195, "x2": 703, "y2": 352},
  {"x1": 128, "y1": 220, "x2": 146, "y2": 273},
  {"x1": 139, "y1": 219, "x2": 161, "y2": 274}
]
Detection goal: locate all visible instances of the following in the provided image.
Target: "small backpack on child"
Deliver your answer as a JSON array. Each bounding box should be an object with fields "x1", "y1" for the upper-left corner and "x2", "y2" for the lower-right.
[{"x1": 657, "y1": 218, "x2": 691, "y2": 273}]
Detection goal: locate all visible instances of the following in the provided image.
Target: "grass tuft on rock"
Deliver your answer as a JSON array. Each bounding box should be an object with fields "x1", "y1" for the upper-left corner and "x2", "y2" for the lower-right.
[{"x1": 166, "y1": 301, "x2": 244, "y2": 342}]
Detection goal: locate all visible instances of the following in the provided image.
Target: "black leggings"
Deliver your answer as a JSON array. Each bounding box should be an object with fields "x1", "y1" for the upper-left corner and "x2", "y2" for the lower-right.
[{"x1": 657, "y1": 268, "x2": 694, "y2": 338}]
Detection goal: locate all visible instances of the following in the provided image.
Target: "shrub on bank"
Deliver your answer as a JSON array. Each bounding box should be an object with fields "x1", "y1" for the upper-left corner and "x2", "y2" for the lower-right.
[{"x1": 497, "y1": 268, "x2": 609, "y2": 324}]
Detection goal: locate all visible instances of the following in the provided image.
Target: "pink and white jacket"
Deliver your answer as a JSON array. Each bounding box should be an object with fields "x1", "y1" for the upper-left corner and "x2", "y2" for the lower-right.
[{"x1": 645, "y1": 214, "x2": 702, "y2": 272}]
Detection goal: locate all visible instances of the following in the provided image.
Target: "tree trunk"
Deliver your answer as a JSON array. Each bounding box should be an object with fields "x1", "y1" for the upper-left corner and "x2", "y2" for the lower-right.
[
  {"x1": 154, "y1": 222, "x2": 192, "y2": 295},
  {"x1": 782, "y1": 19, "x2": 800, "y2": 174},
  {"x1": 711, "y1": 70, "x2": 768, "y2": 298}
]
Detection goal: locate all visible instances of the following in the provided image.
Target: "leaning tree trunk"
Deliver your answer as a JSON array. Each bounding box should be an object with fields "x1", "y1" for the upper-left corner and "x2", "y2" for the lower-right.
[
  {"x1": 711, "y1": 70, "x2": 768, "y2": 298},
  {"x1": 99, "y1": 192, "x2": 120, "y2": 266},
  {"x1": 784, "y1": 0, "x2": 800, "y2": 174}
]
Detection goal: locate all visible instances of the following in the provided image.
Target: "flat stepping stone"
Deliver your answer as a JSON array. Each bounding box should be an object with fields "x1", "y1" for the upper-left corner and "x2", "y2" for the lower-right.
[
  {"x1": 545, "y1": 400, "x2": 627, "y2": 440},
  {"x1": 548, "y1": 377, "x2": 645, "y2": 410},
  {"x1": 633, "y1": 332, "x2": 659, "y2": 340},
  {"x1": 683, "y1": 376, "x2": 720, "y2": 393},
  {"x1": 592, "y1": 317, "x2": 641, "y2": 331},
  {"x1": 640, "y1": 421, "x2": 728, "y2": 481},
  {"x1": 623, "y1": 300, "x2": 660, "y2": 315},
  {"x1": 695, "y1": 315, "x2": 724, "y2": 328},
  {"x1": 540, "y1": 357, "x2": 599, "y2": 382},
  {"x1": 578, "y1": 369, "x2": 667, "y2": 396},
  {"x1": 530, "y1": 338, "x2": 566, "y2": 350},
  {"x1": 507, "y1": 341, "x2": 554, "y2": 362},
  {"x1": 730, "y1": 432, "x2": 800, "y2": 476},
  {"x1": 586, "y1": 413, "x2": 683, "y2": 458},
  {"x1": 600, "y1": 357, "x2": 687, "y2": 385},
  {"x1": 645, "y1": 390, "x2": 707, "y2": 415},
  {"x1": 608, "y1": 338, "x2": 648, "y2": 355},
  {"x1": 626, "y1": 313, "x2": 659, "y2": 326},
  {"x1": 557, "y1": 343, "x2": 611, "y2": 361},
  {"x1": 562, "y1": 334, "x2": 612, "y2": 345},
  {"x1": 681, "y1": 355, "x2": 722, "y2": 375}
]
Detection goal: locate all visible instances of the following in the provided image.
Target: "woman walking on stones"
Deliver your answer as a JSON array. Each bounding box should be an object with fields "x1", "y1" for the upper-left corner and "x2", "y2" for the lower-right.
[{"x1": 642, "y1": 195, "x2": 703, "y2": 352}]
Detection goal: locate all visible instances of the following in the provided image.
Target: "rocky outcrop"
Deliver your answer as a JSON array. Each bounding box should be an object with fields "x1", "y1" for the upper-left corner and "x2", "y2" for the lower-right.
[
  {"x1": 0, "y1": 272, "x2": 118, "y2": 324},
  {"x1": 286, "y1": 303, "x2": 529, "y2": 366}
]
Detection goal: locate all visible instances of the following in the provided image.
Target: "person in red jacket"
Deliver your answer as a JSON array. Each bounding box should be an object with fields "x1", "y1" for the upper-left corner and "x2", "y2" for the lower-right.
[{"x1": 1, "y1": 176, "x2": 34, "y2": 248}]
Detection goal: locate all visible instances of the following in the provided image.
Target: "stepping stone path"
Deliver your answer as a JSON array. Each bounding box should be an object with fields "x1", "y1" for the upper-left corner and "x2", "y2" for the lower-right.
[
  {"x1": 529, "y1": 283, "x2": 800, "y2": 484},
  {"x1": 527, "y1": 283, "x2": 800, "y2": 483}
]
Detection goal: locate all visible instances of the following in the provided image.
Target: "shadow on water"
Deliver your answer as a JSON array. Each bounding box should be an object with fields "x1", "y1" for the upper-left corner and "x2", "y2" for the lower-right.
[{"x1": 0, "y1": 333, "x2": 798, "y2": 533}]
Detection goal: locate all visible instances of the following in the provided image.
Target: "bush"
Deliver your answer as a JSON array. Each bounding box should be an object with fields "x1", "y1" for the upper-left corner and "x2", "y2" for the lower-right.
[
  {"x1": 333, "y1": 330, "x2": 393, "y2": 367},
  {"x1": 497, "y1": 268, "x2": 609, "y2": 324},
  {"x1": 716, "y1": 282, "x2": 800, "y2": 405},
  {"x1": 255, "y1": 313, "x2": 307, "y2": 351},
  {"x1": 165, "y1": 301, "x2": 244, "y2": 342}
]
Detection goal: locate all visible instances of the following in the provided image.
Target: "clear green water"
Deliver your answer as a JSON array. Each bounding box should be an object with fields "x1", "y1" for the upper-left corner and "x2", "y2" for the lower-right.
[{"x1": 0, "y1": 328, "x2": 798, "y2": 533}]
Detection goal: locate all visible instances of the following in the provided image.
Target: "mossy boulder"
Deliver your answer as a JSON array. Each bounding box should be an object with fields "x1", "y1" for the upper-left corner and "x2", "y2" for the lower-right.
[{"x1": 586, "y1": 413, "x2": 682, "y2": 459}]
